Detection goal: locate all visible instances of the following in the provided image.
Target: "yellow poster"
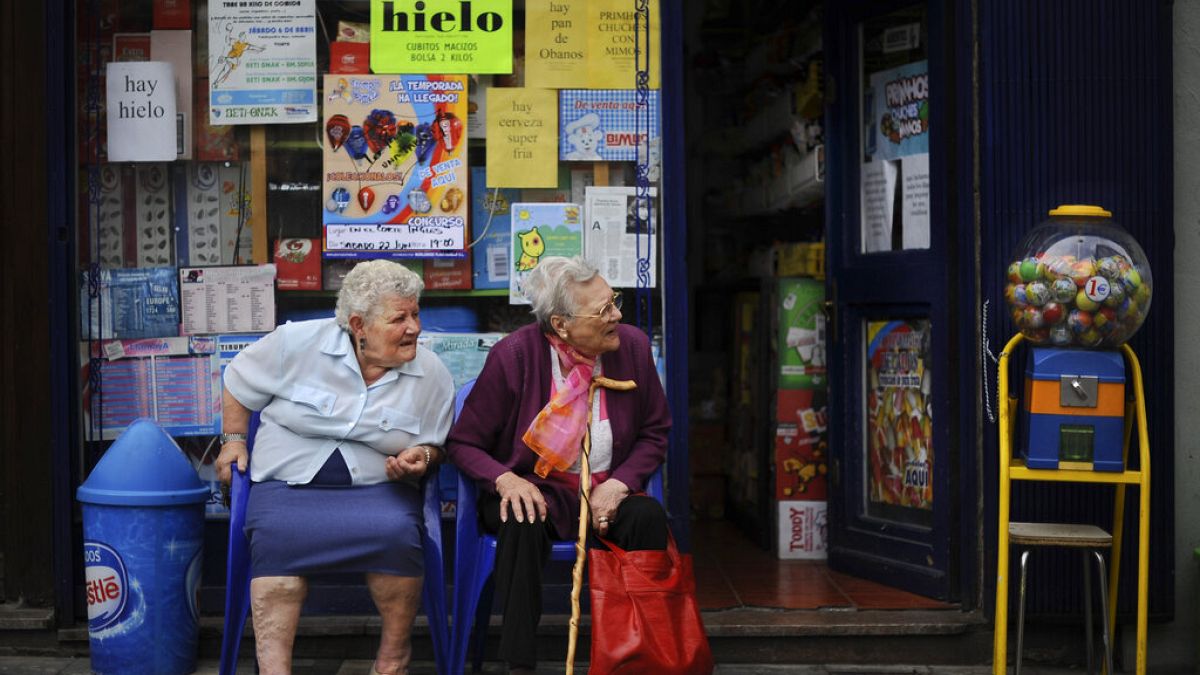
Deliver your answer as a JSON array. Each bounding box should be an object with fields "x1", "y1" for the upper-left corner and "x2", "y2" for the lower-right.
[
  {"x1": 526, "y1": 0, "x2": 589, "y2": 88},
  {"x1": 370, "y1": 0, "x2": 514, "y2": 74},
  {"x1": 587, "y1": 0, "x2": 660, "y2": 89},
  {"x1": 486, "y1": 88, "x2": 559, "y2": 188}
]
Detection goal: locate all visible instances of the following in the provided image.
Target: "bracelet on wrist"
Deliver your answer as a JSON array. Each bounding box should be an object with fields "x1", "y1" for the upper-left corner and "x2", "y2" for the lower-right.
[
  {"x1": 422, "y1": 445, "x2": 432, "y2": 465},
  {"x1": 220, "y1": 432, "x2": 248, "y2": 445}
]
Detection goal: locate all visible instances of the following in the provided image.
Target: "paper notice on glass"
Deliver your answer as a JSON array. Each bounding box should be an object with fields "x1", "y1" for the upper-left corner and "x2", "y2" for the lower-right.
[
  {"x1": 583, "y1": 186, "x2": 657, "y2": 288},
  {"x1": 900, "y1": 153, "x2": 930, "y2": 249},
  {"x1": 180, "y1": 265, "x2": 277, "y2": 335},
  {"x1": 860, "y1": 159, "x2": 897, "y2": 253},
  {"x1": 106, "y1": 61, "x2": 178, "y2": 161},
  {"x1": 207, "y1": 0, "x2": 317, "y2": 124}
]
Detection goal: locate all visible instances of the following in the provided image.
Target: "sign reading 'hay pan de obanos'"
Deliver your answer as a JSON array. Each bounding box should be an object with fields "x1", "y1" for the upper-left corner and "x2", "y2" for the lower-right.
[{"x1": 371, "y1": 0, "x2": 513, "y2": 74}]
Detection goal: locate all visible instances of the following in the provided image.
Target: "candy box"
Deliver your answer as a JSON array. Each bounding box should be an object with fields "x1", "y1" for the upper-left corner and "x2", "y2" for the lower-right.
[
  {"x1": 776, "y1": 500, "x2": 827, "y2": 560},
  {"x1": 1019, "y1": 347, "x2": 1125, "y2": 471},
  {"x1": 274, "y1": 238, "x2": 321, "y2": 291}
]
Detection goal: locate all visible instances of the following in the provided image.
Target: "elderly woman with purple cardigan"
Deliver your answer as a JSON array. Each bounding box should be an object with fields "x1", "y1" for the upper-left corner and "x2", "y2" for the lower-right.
[{"x1": 446, "y1": 256, "x2": 671, "y2": 675}]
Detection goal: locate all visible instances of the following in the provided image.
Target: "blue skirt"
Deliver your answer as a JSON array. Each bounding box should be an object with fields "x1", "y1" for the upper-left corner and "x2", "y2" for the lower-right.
[{"x1": 244, "y1": 452, "x2": 425, "y2": 578}]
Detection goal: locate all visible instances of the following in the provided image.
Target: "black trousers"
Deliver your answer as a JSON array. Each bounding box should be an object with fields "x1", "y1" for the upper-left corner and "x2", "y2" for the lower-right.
[{"x1": 480, "y1": 491, "x2": 669, "y2": 668}]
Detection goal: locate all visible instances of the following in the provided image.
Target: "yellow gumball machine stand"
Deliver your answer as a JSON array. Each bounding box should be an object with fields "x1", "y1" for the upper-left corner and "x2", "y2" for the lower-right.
[{"x1": 993, "y1": 206, "x2": 1153, "y2": 674}]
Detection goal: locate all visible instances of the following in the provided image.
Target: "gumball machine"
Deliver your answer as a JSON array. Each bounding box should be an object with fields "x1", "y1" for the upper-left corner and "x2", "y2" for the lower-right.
[{"x1": 1004, "y1": 205, "x2": 1153, "y2": 471}]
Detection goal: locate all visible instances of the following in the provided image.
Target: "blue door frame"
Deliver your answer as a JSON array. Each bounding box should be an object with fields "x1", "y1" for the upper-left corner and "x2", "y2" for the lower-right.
[{"x1": 659, "y1": 0, "x2": 693, "y2": 551}]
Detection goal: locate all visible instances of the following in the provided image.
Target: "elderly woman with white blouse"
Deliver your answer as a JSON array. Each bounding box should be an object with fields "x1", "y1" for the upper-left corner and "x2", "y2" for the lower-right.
[{"x1": 216, "y1": 260, "x2": 454, "y2": 675}]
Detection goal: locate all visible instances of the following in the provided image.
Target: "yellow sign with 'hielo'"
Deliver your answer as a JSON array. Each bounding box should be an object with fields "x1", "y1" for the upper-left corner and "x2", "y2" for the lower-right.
[{"x1": 371, "y1": 0, "x2": 514, "y2": 74}]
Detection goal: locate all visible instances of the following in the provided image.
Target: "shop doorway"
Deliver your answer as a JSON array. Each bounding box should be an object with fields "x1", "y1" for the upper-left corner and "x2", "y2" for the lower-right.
[{"x1": 684, "y1": 0, "x2": 972, "y2": 605}]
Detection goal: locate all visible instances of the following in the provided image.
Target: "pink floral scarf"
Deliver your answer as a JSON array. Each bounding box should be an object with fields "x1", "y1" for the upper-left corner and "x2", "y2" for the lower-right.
[{"x1": 523, "y1": 333, "x2": 599, "y2": 478}]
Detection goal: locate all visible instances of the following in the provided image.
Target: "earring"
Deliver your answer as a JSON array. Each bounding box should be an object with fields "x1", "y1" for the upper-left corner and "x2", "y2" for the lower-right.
[{"x1": 358, "y1": 336, "x2": 366, "y2": 351}]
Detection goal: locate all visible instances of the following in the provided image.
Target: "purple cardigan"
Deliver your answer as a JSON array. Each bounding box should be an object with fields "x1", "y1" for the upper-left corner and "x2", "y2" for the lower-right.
[{"x1": 446, "y1": 323, "x2": 671, "y2": 538}]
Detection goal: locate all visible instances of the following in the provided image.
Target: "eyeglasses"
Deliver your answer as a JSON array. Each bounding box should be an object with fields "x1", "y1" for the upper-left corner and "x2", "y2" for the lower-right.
[{"x1": 571, "y1": 291, "x2": 623, "y2": 321}]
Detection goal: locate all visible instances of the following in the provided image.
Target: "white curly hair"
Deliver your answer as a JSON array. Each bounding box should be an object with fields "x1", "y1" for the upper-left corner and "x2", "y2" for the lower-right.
[
  {"x1": 523, "y1": 256, "x2": 599, "y2": 332},
  {"x1": 334, "y1": 260, "x2": 424, "y2": 331}
]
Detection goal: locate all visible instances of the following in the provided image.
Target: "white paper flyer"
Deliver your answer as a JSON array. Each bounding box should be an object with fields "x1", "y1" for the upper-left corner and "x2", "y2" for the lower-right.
[
  {"x1": 208, "y1": 0, "x2": 318, "y2": 124},
  {"x1": 583, "y1": 186, "x2": 658, "y2": 288}
]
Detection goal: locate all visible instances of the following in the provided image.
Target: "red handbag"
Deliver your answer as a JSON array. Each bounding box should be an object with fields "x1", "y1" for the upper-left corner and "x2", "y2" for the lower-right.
[{"x1": 588, "y1": 534, "x2": 715, "y2": 674}]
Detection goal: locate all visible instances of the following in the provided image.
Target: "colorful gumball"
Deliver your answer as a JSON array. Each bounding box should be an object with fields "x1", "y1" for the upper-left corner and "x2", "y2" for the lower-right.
[
  {"x1": 1025, "y1": 280, "x2": 1050, "y2": 306},
  {"x1": 1020, "y1": 307, "x2": 1045, "y2": 329},
  {"x1": 1097, "y1": 256, "x2": 1122, "y2": 280},
  {"x1": 1049, "y1": 324, "x2": 1073, "y2": 346},
  {"x1": 1102, "y1": 282, "x2": 1126, "y2": 307},
  {"x1": 1041, "y1": 302, "x2": 1065, "y2": 325},
  {"x1": 1044, "y1": 255, "x2": 1074, "y2": 280},
  {"x1": 1074, "y1": 290, "x2": 1099, "y2": 313},
  {"x1": 1067, "y1": 309, "x2": 1093, "y2": 334},
  {"x1": 1019, "y1": 257, "x2": 1043, "y2": 282},
  {"x1": 1078, "y1": 328, "x2": 1104, "y2": 347},
  {"x1": 1121, "y1": 267, "x2": 1143, "y2": 293},
  {"x1": 1070, "y1": 259, "x2": 1097, "y2": 287},
  {"x1": 1052, "y1": 278, "x2": 1077, "y2": 304},
  {"x1": 1134, "y1": 283, "x2": 1151, "y2": 307},
  {"x1": 1012, "y1": 284, "x2": 1028, "y2": 306},
  {"x1": 1093, "y1": 306, "x2": 1117, "y2": 332},
  {"x1": 1007, "y1": 261, "x2": 1023, "y2": 283}
]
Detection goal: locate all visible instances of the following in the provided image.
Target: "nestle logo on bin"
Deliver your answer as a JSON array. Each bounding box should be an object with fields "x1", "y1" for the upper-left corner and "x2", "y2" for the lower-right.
[{"x1": 84, "y1": 541, "x2": 130, "y2": 631}]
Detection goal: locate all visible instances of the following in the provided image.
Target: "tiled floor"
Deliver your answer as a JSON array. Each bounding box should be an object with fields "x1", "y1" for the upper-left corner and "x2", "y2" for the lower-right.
[{"x1": 691, "y1": 519, "x2": 953, "y2": 611}]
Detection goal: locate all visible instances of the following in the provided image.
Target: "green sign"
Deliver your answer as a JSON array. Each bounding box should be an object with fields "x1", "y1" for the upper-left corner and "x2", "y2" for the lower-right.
[{"x1": 371, "y1": 0, "x2": 513, "y2": 74}]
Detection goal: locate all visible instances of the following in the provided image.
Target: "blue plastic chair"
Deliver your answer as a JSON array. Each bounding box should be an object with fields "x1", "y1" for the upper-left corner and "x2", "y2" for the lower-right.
[
  {"x1": 218, "y1": 413, "x2": 450, "y2": 675},
  {"x1": 449, "y1": 378, "x2": 664, "y2": 673}
]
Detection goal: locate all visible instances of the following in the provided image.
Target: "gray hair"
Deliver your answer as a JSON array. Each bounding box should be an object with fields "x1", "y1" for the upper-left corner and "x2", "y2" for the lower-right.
[
  {"x1": 334, "y1": 260, "x2": 424, "y2": 330},
  {"x1": 523, "y1": 256, "x2": 599, "y2": 331}
]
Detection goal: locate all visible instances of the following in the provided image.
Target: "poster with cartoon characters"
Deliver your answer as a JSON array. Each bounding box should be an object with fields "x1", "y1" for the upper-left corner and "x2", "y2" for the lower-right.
[
  {"x1": 207, "y1": 0, "x2": 317, "y2": 124},
  {"x1": 322, "y1": 74, "x2": 469, "y2": 259},
  {"x1": 559, "y1": 90, "x2": 660, "y2": 161},
  {"x1": 865, "y1": 319, "x2": 933, "y2": 515},
  {"x1": 508, "y1": 202, "x2": 582, "y2": 304},
  {"x1": 860, "y1": 60, "x2": 930, "y2": 252}
]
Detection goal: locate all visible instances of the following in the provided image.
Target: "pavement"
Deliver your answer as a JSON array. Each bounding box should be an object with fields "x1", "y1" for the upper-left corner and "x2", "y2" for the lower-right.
[{"x1": 0, "y1": 658, "x2": 1171, "y2": 674}]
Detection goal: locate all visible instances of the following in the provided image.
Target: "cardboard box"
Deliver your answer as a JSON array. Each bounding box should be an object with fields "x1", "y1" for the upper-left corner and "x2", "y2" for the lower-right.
[
  {"x1": 424, "y1": 255, "x2": 472, "y2": 290},
  {"x1": 776, "y1": 500, "x2": 828, "y2": 560},
  {"x1": 778, "y1": 277, "x2": 826, "y2": 389},
  {"x1": 274, "y1": 238, "x2": 322, "y2": 290},
  {"x1": 775, "y1": 389, "x2": 828, "y2": 500},
  {"x1": 329, "y1": 41, "x2": 370, "y2": 74}
]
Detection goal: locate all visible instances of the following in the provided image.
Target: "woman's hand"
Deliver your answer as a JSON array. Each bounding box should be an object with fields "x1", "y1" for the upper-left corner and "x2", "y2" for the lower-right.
[
  {"x1": 494, "y1": 472, "x2": 547, "y2": 524},
  {"x1": 385, "y1": 445, "x2": 432, "y2": 481},
  {"x1": 590, "y1": 478, "x2": 630, "y2": 536},
  {"x1": 216, "y1": 441, "x2": 248, "y2": 485}
]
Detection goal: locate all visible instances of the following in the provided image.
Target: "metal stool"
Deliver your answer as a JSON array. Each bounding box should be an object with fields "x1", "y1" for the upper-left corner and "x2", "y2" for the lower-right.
[{"x1": 1010, "y1": 522, "x2": 1115, "y2": 675}]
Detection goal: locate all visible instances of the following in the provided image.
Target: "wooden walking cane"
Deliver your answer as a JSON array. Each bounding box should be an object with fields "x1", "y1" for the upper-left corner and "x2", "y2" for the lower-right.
[{"x1": 566, "y1": 376, "x2": 637, "y2": 675}]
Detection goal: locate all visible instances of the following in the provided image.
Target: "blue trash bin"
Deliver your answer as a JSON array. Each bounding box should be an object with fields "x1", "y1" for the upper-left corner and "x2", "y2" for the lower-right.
[{"x1": 77, "y1": 418, "x2": 210, "y2": 675}]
